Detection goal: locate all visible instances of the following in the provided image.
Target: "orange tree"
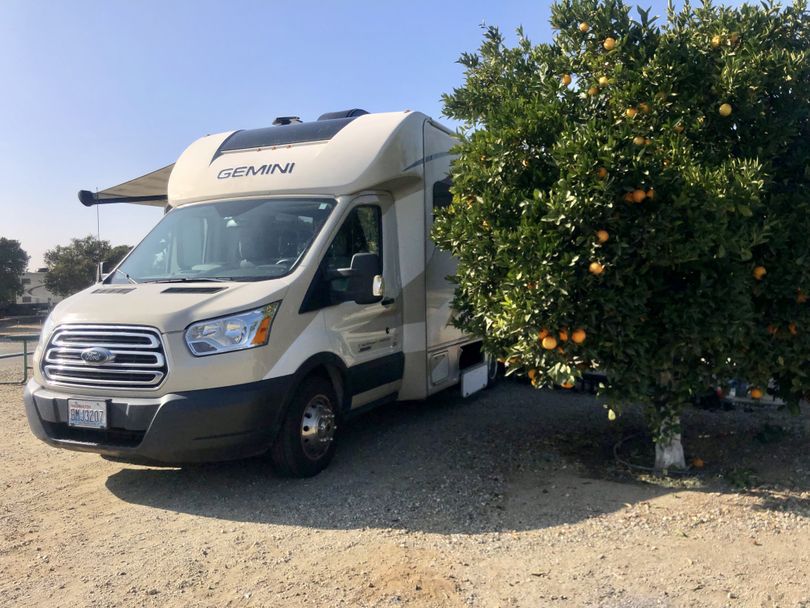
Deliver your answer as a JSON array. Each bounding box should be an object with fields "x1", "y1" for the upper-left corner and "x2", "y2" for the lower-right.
[{"x1": 434, "y1": 0, "x2": 810, "y2": 468}]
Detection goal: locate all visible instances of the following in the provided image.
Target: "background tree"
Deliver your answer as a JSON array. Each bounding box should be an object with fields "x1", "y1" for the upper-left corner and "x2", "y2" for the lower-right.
[
  {"x1": 44, "y1": 236, "x2": 131, "y2": 297},
  {"x1": 435, "y1": 0, "x2": 810, "y2": 469},
  {"x1": 0, "y1": 238, "x2": 30, "y2": 310}
]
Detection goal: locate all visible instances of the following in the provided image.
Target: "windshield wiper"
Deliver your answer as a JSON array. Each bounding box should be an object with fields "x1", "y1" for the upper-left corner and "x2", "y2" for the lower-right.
[
  {"x1": 105, "y1": 268, "x2": 138, "y2": 284},
  {"x1": 145, "y1": 277, "x2": 230, "y2": 284},
  {"x1": 230, "y1": 276, "x2": 279, "y2": 282}
]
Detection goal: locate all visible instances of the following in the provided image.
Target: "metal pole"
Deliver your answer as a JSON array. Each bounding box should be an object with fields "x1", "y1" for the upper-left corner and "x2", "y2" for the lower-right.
[{"x1": 22, "y1": 338, "x2": 28, "y2": 384}]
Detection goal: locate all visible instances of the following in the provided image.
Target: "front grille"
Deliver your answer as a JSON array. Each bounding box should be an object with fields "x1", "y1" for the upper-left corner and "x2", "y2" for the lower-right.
[{"x1": 43, "y1": 325, "x2": 167, "y2": 389}]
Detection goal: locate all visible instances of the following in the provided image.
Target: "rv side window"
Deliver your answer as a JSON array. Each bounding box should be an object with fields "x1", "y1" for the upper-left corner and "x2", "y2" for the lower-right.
[{"x1": 432, "y1": 178, "x2": 452, "y2": 221}]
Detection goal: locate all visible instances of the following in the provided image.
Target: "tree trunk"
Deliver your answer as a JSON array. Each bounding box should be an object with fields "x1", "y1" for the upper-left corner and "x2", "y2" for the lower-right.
[{"x1": 655, "y1": 432, "x2": 685, "y2": 470}]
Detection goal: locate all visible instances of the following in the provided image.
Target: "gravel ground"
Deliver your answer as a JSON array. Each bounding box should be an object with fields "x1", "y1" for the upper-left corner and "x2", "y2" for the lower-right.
[{"x1": 1, "y1": 370, "x2": 809, "y2": 607}]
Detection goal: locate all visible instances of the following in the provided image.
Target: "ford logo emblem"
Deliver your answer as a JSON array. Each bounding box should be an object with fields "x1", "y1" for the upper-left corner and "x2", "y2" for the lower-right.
[{"x1": 80, "y1": 347, "x2": 115, "y2": 366}]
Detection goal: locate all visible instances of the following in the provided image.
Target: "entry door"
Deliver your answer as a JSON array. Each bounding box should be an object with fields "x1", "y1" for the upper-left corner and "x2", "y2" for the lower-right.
[{"x1": 321, "y1": 194, "x2": 403, "y2": 408}]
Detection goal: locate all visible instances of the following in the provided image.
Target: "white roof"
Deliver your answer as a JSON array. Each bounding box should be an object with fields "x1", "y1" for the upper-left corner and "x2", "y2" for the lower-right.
[
  {"x1": 168, "y1": 111, "x2": 428, "y2": 206},
  {"x1": 78, "y1": 110, "x2": 440, "y2": 209}
]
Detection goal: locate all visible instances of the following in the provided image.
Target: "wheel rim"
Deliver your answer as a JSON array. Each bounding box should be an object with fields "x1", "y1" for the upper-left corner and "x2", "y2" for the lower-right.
[{"x1": 300, "y1": 394, "x2": 336, "y2": 460}]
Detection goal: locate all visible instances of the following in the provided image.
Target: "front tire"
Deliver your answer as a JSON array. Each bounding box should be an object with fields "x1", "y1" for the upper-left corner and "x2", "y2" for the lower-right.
[{"x1": 270, "y1": 375, "x2": 339, "y2": 477}]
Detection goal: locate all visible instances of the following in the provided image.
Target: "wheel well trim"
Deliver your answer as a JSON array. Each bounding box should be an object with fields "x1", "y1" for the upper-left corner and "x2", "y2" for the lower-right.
[{"x1": 289, "y1": 352, "x2": 351, "y2": 414}]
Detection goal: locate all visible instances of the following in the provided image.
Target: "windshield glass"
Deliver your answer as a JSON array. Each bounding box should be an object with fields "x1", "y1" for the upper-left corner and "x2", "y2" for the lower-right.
[{"x1": 111, "y1": 198, "x2": 336, "y2": 283}]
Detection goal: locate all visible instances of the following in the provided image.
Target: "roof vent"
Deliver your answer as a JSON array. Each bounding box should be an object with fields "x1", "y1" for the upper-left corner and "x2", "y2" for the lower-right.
[
  {"x1": 317, "y1": 109, "x2": 369, "y2": 121},
  {"x1": 272, "y1": 116, "x2": 302, "y2": 126}
]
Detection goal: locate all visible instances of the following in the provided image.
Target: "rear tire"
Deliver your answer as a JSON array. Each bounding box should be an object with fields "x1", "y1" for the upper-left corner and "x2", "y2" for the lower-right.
[
  {"x1": 270, "y1": 375, "x2": 339, "y2": 477},
  {"x1": 485, "y1": 353, "x2": 501, "y2": 388}
]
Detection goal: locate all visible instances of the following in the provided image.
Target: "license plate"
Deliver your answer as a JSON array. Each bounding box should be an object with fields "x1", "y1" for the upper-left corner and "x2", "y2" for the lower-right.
[{"x1": 67, "y1": 399, "x2": 108, "y2": 429}]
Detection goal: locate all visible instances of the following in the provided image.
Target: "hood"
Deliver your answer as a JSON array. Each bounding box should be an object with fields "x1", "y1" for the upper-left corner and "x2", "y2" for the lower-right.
[{"x1": 48, "y1": 279, "x2": 291, "y2": 334}]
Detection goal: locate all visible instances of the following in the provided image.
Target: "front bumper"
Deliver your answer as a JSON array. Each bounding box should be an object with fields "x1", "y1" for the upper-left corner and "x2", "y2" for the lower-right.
[{"x1": 23, "y1": 376, "x2": 294, "y2": 464}]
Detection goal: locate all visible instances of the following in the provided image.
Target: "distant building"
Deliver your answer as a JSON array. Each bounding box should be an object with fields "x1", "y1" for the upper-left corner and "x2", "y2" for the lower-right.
[{"x1": 15, "y1": 269, "x2": 62, "y2": 309}]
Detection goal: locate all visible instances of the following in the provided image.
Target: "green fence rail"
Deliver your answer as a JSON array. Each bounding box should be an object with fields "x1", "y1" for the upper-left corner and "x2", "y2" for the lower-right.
[{"x1": 0, "y1": 334, "x2": 39, "y2": 385}]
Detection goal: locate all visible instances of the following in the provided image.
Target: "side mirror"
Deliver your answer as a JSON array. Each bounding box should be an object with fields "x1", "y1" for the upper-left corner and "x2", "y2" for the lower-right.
[{"x1": 328, "y1": 252, "x2": 382, "y2": 304}]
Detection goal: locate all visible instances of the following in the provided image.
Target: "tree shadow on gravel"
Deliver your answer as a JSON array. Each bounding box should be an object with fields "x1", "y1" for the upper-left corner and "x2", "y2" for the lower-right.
[{"x1": 104, "y1": 380, "x2": 810, "y2": 534}]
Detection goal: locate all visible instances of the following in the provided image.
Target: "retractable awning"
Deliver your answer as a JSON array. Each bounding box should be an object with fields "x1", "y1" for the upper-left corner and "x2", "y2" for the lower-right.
[{"x1": 78, "y1": 164, "x2": 174, "y2": 207}]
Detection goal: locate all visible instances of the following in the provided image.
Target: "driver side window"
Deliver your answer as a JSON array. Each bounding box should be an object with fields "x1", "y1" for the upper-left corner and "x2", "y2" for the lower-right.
[
  {"x1": 324, "y1": 205, "x2": 381, "y2": 273},
  {"x1": 301, "y1": 205, "x2": 382, "y2": 312}
]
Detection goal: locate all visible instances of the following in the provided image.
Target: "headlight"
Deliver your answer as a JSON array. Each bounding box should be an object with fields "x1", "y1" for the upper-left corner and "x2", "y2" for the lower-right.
[
  {"x1": 185, "y1": 302, "x2": 281, "y2": 357},
  {"x1": 38, "y1": 313, "x2": 57, "y2": 348}
]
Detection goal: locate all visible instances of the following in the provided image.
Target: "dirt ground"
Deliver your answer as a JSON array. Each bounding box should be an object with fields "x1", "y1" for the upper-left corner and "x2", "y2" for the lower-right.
[{"x1": 1, "y1": 368, "x2": 809, "y2": 608}]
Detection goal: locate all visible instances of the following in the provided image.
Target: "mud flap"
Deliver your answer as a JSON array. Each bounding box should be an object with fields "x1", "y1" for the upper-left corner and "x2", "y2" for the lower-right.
[{"x1": 461, "y1": 363, "x2": 488, "y2": 397}]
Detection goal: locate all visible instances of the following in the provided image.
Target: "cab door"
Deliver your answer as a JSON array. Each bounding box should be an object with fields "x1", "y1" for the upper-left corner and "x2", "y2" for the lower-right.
[{"x1": 319, "y1": 194, "x2": 403, "y2": 409}]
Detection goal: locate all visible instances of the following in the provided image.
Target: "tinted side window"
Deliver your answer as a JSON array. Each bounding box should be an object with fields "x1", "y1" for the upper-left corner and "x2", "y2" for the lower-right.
[
  {"x1": 433, "y1": 178, "x2": 453, "y2": 211},
  {"x1": 301, "y1": 205, "x2": 382, "y2": 312},
  {"x1": 324, "y1": 206, "x2": 382, "y2": 271}
]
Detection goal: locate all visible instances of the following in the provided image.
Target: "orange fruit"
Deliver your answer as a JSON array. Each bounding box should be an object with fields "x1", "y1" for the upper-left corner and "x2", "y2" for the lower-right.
[
  {"x1": 644, "y1": 138, "x2": 652, "y2": 145},
  {"x1": 674, "y1": 123, "x2": 684, "y2": 133},
  {"x1": 632, "y1": 189, "x2": 647, "y2": 203},
  {"x1": 588, "y1": 86, "x2": 599, "y2": 96},
  {"x1": 789, "y1": 322, "x2": 798, "y2": 336},
  {"x1": 542, "y1": 336, "x2": 558, "y2": 350},
  {"x1": 527, "y1": 281, "x2": 536, "y2": 290},
  {"x1": 753, "y1": 266, "x2": 767, "y2": 280},
  {"x1": 603, "y1": 37, "x2": 616, "y2": 50},
  {"x1": 538, "y1": 328, "x2": 550, "y2": 340},
  {"x1": 639, "y1": 102, "x2": 651, "y2": 114},
  {"x1": 625, "y1": 107, "x2": 637, "y2": 118},
  {"x1": 767, "y1": 324, "x2": 779, "y2": 336},
  {"x1": 633, "y1": 135, "x2": 646, "y2": 146},
  {"x1": 562, "y1": 73, "x2": 572, "y2": 86},
  {"x1": 719, "y1": 103, "x2": 733, "y2": 117},
  {"x1": 797, "y1": 289, "x2": 808, "y2": 303},
  {"x1": 596, "y1": 230, "x2": 609, "y2": 243},
  {"x1": 559, "y1": 328, "x2": 569, "y2": 342},
  {"x1": 528, "y1": 369, "x2": 537, "y2": 381},
  {"x1": 597, "y1": 167, "x2": 608, "y2": 179},
  {"x1": 572, "y1": 328, "x2": 587, "y2": 344},
  {"x1": 623, "y1": 192, "x2": 635, "y2": 203},
  {"x1": 561, "y1": 382, "x2": 575, "y2": 389},
  {"x1": 711, "y1": 35, "x2": 722, "y2": 48},
  {"x1": 750, "y1": 387, "x2": 763, "y2": 399},
  {"x1": 598, "y1": 76, "x2": 610, "y2": 86},
  {"x1": 589, "y1": 261, "x2": 604, "y2": 275},
  {"x1": 646, "y1": 188, "x2": 655, "y2": 200},
  {"x1": 579, "y1": 22, "x2": 590, "y2": 33},
  {"x1": 691, "y1": 457, "x2": 706, "y2": 469}
]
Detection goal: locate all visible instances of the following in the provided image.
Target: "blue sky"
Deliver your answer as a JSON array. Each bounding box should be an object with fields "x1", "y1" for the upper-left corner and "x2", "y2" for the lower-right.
[{"x1": 1, "y1": 0, "x2": 708, "y2": 268}]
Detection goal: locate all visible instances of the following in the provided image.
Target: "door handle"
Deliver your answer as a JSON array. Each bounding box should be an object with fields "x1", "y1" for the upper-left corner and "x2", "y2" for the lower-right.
[{"x1": 381, "y1": 297, "x2": 395, "y2": 306}]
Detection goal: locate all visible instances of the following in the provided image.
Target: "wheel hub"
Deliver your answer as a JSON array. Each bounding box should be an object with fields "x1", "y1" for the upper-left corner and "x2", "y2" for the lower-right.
[{"x1": 300, "y1": 395, "x2": 336, "y2": 460}]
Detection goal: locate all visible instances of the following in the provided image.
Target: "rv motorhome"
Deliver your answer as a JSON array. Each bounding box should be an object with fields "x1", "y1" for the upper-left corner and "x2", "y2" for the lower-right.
[{"x1": 23, "y1": 109, "x2": 498, "y2": 477}]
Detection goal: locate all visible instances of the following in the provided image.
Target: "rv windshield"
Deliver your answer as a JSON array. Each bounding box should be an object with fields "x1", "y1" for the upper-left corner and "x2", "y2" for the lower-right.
[{"x1": 111, "y1": 198, "x2": 336, "y2": 283}]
